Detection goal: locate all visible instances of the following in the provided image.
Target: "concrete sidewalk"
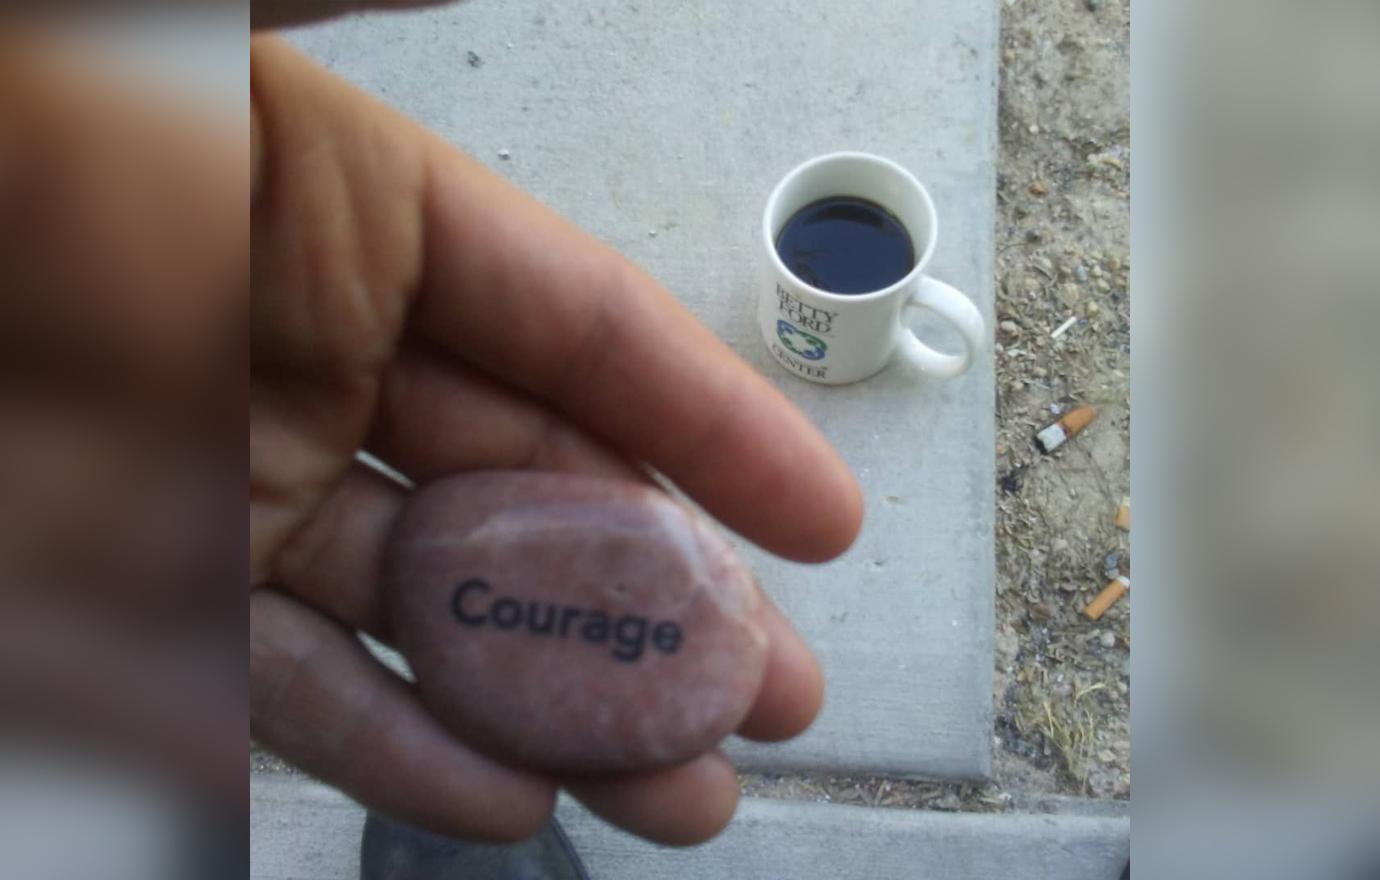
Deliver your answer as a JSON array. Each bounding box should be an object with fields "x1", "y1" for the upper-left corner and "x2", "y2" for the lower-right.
[
  {"x1": 289, "y1": 0, "x2": 999, "y2": 782},
  {"x1": 252, "y1": 775, "x2": 1129, "y2": 880}
]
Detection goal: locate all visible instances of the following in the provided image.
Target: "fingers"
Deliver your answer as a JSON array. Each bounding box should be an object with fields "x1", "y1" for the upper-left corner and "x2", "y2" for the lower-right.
[
  {"x1": 367, "y1": 341, "x2": 646, "y2": 485},
  {"x1": 269, "y1": 463, "x2": 405, "y2": 636},
  {"x1": 736, "y1": 594, "x2": 825, "y2": 742},
  {"x1": 564, "y1": 751, "x2": 740, "y2": 847},
  {"x1": 416, "y1": 151, "x2": 863, "y2": 562},
  {"x1": 251, "y1": 38, "x2": 861, "y2": 564},
  {"x1": 250, "y1": 37, "x2": 861, "y2": 562},
  {"x1": 251, "y1": 589, "x2": 557, "y2": 841}
]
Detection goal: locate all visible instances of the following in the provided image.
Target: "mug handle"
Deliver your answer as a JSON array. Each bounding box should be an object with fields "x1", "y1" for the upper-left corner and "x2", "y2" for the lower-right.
[{"x1": 895, "y1": 277, "x2": 986, "y2": 379}]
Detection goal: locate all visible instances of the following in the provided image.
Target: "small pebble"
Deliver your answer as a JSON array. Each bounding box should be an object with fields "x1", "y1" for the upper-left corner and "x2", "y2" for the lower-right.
[
  {"x1": 1029, "y1": 180, "x2": 1048, "y2": 196},
  {"x1": 648, "y1": 229, "x2": 657, "y2": 237},
  {"x1": 497, "y1": 149, "x2": 511, "y2": 160},
  {"x1": 934, "y1": 792, "x2": 962, "y2": 811},
  {"x1": 385, "y1": 472, "x2": 768, "y2": 774},
  {"x1": 1074, "y1": 264, "x2": 1089, "y2": 282},
  {"x1": 1051, "y1": 538, "x2": 1069, "y2": 553},
  {"x1": 1058, "y1": 582, "x2": 1079, "y2": 593},
  {"x1": 1084, "y1": 301, "x2": 1101, "y2": 317},
  {"x1": 1000, "y1": 320, "x2": 1022, "y2": 336},
  {"x1": 466, "y1": 50, "x2": 483, "y2": 68},
  {"x1": 1104, "y1": 552, "x2": 1121, "y2": 577},
  {"x1": 1031, "y1": 366, "x2": 1047, "y2": 378},
  {"x1": 1100, "y1": 631, "x2": 1117, "y2": 649},
  {"x1": 1087, "y1": 0, "x2": 1104, "y2": 10}
]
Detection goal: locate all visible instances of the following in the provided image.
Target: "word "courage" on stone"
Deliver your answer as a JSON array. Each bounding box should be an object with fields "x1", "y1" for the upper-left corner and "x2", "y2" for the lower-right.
[{"x1": 450, "y1": 578, "x2": 684, "y2": 663}]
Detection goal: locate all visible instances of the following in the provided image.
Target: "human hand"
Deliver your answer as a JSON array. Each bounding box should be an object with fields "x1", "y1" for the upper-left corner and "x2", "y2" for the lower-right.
[{"x1": 249, "y1": 34, "x2": 863, "y2": 845}]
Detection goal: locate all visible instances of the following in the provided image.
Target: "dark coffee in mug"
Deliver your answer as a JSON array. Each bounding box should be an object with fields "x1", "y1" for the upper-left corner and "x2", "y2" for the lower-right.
[{"x1": 774, "y1": 196, "x2": 915, "y2": 295}]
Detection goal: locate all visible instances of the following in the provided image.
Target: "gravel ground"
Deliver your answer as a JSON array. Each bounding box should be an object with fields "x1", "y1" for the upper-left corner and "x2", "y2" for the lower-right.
[
  {"x1": 254, "y1": 0, "x2": 1131, "y2": 813},
  {"x1": 989, "y1": 0, "x2": 1129, "y2": 804}
]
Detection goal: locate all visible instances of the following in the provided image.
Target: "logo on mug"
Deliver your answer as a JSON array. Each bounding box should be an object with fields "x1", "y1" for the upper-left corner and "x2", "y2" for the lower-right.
[{"x1": 776, "y1": 320, "x2": 827, "y2": 361}]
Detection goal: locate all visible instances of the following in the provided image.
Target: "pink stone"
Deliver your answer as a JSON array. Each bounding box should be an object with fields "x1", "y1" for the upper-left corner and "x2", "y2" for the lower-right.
[{"x1": 383, "y1": 471, "x2": 769, "y2": 774}]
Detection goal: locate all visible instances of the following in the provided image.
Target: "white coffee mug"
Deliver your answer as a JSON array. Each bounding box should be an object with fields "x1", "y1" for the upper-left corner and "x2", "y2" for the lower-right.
[{"x1": 759, "y1": 152, "x2": 986, "y2": 384}]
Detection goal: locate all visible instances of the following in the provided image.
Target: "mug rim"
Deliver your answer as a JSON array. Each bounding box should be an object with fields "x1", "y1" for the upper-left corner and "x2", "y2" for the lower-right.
[{"x1": 762, "y1": 151, "x2": 939, "y2": 303}]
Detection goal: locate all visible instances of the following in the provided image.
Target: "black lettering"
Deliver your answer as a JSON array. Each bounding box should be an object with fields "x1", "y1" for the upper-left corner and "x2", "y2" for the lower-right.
[
  {"x1": 776, "y1": 287, "x2": 838, "y2": 335},
  {"x1": 491, "y1": 598, "x2": 521, "y2": 629},
  {"x1": 612, "y1": 615, "x2": 648, "y2": 662},
  {"x1": 526, "y1": 602, "x2": 555, "y2": 635},
  {"x1": 448, "y1": 584, "x2": 686, "y2": 662},
  {"x1": 771, "y1": 343, "x2": 828, "y2": 378},
  {"x1": 651, "y1": 621, "x2": 683, "y2": 654},
  {"x1": 451, "y1": 579, "x2": 490, "y2": 626},
  {"x1": 580, "y1": 610, "x2": 610, "y2": 642},
  {"x1": 558, "y1": 606, "x2": 582, "y2": 636}
]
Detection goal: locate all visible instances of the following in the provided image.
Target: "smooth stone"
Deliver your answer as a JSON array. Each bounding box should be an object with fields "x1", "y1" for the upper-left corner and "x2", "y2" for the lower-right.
[{"x1": 384, "y1": 471, "x2": 769, "y2": 775}]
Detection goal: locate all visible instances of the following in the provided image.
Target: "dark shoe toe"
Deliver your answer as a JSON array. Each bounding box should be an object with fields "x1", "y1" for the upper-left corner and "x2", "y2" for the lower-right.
[{"x1": 361, "y1": 811, "x2": 590, "y2": 880}]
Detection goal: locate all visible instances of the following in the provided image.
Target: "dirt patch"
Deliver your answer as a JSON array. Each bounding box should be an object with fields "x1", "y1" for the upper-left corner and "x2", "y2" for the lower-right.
[{"x1": 991, "y1": 0, "x2": 1130, "y2": 802}]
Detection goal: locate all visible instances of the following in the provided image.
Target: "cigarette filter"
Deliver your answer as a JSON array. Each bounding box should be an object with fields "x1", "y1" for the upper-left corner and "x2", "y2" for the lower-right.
[
  {"x1": 1035, "y1": 404, "x2": 1097, "y2": 453},
  {"x1": 1083, "y1": 575, "x2": 1129, "y2": 621}
]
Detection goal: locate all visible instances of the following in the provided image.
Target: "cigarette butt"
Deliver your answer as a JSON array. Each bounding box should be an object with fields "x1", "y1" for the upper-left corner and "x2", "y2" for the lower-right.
[
  {"x1": 1114, "y1": 497, "x2": 1131, "y2": 531},
  {"x1": 1083, "y1": 576, "x2": 1129, "y2": 621},
  {"x1": 1035, "y1": 404, "x2": 1097, "y2": 453}
]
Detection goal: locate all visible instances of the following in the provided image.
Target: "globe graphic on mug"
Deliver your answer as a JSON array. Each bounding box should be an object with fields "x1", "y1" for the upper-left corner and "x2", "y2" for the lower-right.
[{"x1": 776, "y1": 320, "x2": 827, "y2": 361}]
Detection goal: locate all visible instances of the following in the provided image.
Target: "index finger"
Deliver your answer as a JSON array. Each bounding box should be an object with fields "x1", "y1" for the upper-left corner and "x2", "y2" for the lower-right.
[{"x1": 414, "y1": 140, "x2": 863, "y2": 562}]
